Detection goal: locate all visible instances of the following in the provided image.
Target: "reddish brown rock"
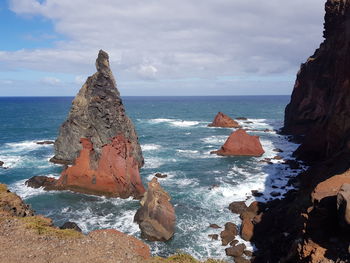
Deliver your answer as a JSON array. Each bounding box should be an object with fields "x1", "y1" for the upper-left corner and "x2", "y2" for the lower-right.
[
  {"x1": 134, "y1": 178, "x2": 175, "y2": 241},
  {"x1": 228, "y1": 201, "x2": 247, "y2": 215},
  {"x1": 337, "y1": 183, "x2": 350, "y2": 230},
  {"x1": 208, "y1": 112, "x2": 240, "y2": 128},
  {"x1": 211, "y1": 129, "x2": 264, "y2": 157},
  {"x1": 225, "y1": 243, "x2": 246, "y2": 257},
  {"x1": 55, "y1": 136, "x2": 145, "y2": 199},
  {"x1": 220, "y1": 222, "x2": 238, "y2": 246}
]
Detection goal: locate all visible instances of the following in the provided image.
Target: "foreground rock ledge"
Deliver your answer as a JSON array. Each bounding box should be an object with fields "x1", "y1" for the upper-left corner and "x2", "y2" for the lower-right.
[
  {"x1": 208, "y1": 112, "x2": 240, "y2": 128},
  {"x1": 134, "y1": 177, "x2": 176, "y2": 241},
  {"x1": 211, "y1": 129, "x2": 264, "y2": 157}
]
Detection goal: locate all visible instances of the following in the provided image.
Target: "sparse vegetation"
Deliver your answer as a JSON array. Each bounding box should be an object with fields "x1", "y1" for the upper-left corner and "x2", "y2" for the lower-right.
[
  {"x1": 148, "y1": 253, "x2": 227, "y2": 263},
  {"x1": 21, "y1": 216, "x2": 83, "y2": 239}
]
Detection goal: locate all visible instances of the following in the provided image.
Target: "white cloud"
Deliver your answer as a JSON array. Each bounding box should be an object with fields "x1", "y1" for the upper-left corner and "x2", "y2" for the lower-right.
[
  {"x1": 40, "y1": 76, "x2": 61, "y2": 85},
  {"x1": 74, "y1": 75, "x2": 86, "y2": 85},
  {"x1": 2, "y1": 0, "x2": 326, "y2": 94}
]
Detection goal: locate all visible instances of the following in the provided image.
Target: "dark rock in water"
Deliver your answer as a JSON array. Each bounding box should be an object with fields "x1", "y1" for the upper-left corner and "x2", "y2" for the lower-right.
[
  {"x1": 209, "y1": 223, "x2": 221, "y2": 229},
  {"x1": 43, "y1": 50, "x2": 145, "y2": 199},
  {"x1": 208, "y1": 234, "x2": 219, "y2": 240},
  {"x1": 236, "y1": 117, "x2": 248, "y2": 120},
  {"x1": 36, "y1": 141, "x2": 54, "y2": 145},
  {"x1": 273, "y1": 156, "x2": 283, "y2": 160},
  {"x1": 251, "y1": 190, "x2": 263, "y2": 197},
  {"x1": 337, "y1": 183, "x2": 350, "y2": 231},
  {"x1": 208, "y1": 184, "x2": 220, "y2": 190},
  {"x1": 50, "y1": 49, "x2": 143, "y2": 169},
  {"x1": 228, "y1": 201, "x2": 247, "y2": 214},
  {"x1": 134, "y1": 178, "x2": 175, "y2": 241},
  {"x1": 60, "y1": 222, "x2": 82, "y2": 232},
  {"x1": 225, "y1": 243, "x2": 246, "y2": 257},
  {"x1": 0, "y1": 161, "x2": 4, "y2": 167},
  {"x1": 208, "y1": 112, "x2": 240, "y2": 128},
  {"x1": 154, "y1": 173, "x2": 167, "y2": 178},
  {"x1": 284, "y1": 159, "x2": 300, "y2": 170},
  {"x1": 220, "y1": 222, "x2": 238, "y2": 246},
  {"x1": 273, "y1": 148, "x2": 283, "y2": 153},
  {"x1": 270, "y1": 191, "x2": 281, "y2": 197},
  {"x1": 25, "y1": 176, "x2": 57, "y2": 190},
  {"x1": 244, "y1": 121, "x2": 253, "y2": 124}
]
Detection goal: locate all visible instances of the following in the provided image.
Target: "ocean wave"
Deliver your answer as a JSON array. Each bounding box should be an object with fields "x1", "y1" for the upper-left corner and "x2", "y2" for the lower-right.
[
  {"x1": 146, "y1": 118, "x2": 202, "y2": 128},
  {"x1": 200, "y1": 136, "x2": 227, "y2": 145},
  {"x1": 141, "y1": 144, "x2": 162, "y2": 151},
  {"x1": 2, "y1": 140, "x2": 53, "y2": 153}
]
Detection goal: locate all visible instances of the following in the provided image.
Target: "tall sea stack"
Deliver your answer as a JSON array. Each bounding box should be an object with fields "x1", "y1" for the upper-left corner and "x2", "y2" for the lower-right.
[{"x1": 44, "y1": 50, "x2": 145, "y2": 198}]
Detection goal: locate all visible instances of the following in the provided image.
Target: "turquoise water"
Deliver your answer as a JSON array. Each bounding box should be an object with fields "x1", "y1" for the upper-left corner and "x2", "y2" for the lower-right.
[{"x1": 0, "y1": 96, "x2": 300, "y2": 260}]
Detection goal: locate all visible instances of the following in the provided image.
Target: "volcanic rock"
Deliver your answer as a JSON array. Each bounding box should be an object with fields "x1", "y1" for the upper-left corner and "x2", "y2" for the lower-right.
[
  {"x1": 211, "y1": 129, "x2": 265, "y2": 157},
  {"x1": 208, "y1": 112, "x2": 240, "y2": 128},
  {"x1": 225, "y1": 243, "x2": 246, "y2": 257},
  {"x1": 220, "y1": 222, "x2": 238, "y2": 246},
  {"x1": 337, "y1": 184, "x2": 350, "y2": 231},
  {"x1": 50, "y1": 49, "x2": 143, "y2": 168},
  {"x1": 36, "y1": 50, "x2": 145, "y2": 199},
  {"x1": 36, "y1": 141, "x2": 54, "y2": 145},
  {"x1": 25, "y1": 176, "x2": 57, "y2": 190},
  {"x1": 60, "y1": 222, "x2": 82, "y2": 232},
  {"x1": 209, "y1": 223, "x2": 221, "y2": 229},
  {"x1": 134, "y1": 177, "x2": 175, "y2": 241},
  {"x1": 154, "y1": 173, "x2": 167, "y2": 178},
  {"x1": 228, "y1": 201, "x2": 247, "y2": 214}
]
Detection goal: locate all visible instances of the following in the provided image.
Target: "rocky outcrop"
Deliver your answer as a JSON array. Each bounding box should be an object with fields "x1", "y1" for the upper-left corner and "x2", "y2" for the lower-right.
[
  {"x1": 283, "y1": 0, "x2": 350, "y2": 162},
  {"x1": 337, "y1": 183, "x2": 350, "y2": 231},
  {"x1": 249, "y1": 1, "x2": 350, "y2": 262},
  {"x1": 134, "y1": 178, "x2": 175, "y2": 241},
  {"x1": 50, "y1": 50, "x2": 143, "y2": 168},
  {"x1": 220, "y1": 222, "x2": 238, "y2": 246},
  {"x1": 28, "y1": 50, "x2": 145, "y2": 199},
  {"x1": 208, "y1": 112, "x2": 240, "y2": 128},
  {"x1": 0, "y1": 184, "x2": 34, "y2": 217},
  {"x1": 211, "y1": 129, "x2": 264, "y2": 157}
]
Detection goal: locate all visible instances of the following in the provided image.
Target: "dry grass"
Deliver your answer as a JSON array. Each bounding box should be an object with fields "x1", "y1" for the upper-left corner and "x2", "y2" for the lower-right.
[{"x1": 21, "y1": 216, "x2": 83, "y2": 239}]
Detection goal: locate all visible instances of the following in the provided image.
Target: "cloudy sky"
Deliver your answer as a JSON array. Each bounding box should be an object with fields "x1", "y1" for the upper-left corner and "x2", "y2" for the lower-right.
[{"x1": 0, "y1": 0, "x2": 325, "y2": 96}]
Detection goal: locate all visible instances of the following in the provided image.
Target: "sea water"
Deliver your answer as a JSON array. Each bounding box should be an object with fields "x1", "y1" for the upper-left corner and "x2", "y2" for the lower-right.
[{"x1": 0, "y1": 96, "x2": 302, "y2": 260}]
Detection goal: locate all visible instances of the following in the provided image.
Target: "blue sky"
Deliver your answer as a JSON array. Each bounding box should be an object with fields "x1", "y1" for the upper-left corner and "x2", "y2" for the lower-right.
[{"x1": 0, "y1": 0, "x2": 325, "y2": 96}]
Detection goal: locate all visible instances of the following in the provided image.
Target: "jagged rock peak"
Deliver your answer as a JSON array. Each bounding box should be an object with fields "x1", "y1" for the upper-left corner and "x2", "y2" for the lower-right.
[{"x1": 95, "y1": 49, "x2": 114, "y2": 78}]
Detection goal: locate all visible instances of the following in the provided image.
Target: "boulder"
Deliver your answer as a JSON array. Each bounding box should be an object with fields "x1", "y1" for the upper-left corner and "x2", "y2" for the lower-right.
[
  {"x1": 60, "y1": 222, "x2": 82, "y2": 232},
  {"x1": 220, "y1": 222, "x2": 238, "y2": 246},
  {"x1": 225, "y1": 243, "x2": 246, "y2": 257},
  {"x1": 25, "y1": 176, "x2": 57, "y2": 190},
  {"x1": 211, "y1": 129, "x2": 265, "y2": 157},
  {"x1": 208, "y1": 234, "x2": 219, "y2": 240},
  {"x1": 0, "y1": 161, "x2": 4, "y2": 167},
  {"x1": 209, "y1": 224, "x2": 221, "y2": 229},
  {"x1": 134, "y1": 178, "x2": 175, "y2": 241},
  {"x1": 154, "y1": 173, "x2": 168, "y2": 178},
  {"x1": 337, "y1": 183, "x2": 350, "y2": 230},
  {"x1": 35, "y1": 50, "x2": 145, "y2": 199},
  {"x1": 228, "y1": 201, "x2": 247, "y2": 214},
  {"x1": 208, "y1": 112, "x2": 240, "y2": 128}
]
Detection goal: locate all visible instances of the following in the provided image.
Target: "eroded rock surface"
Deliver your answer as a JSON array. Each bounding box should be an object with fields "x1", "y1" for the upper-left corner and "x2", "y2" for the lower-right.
[
  {"x1": 208, "y1": 112, "x2": 240, "y2": 128},
  {"x1": 134, "y1": 178, "x2": 175, "y2": 241},
  {"x1": 211, "y1": 129, "x2": 264, "y2": 157}
]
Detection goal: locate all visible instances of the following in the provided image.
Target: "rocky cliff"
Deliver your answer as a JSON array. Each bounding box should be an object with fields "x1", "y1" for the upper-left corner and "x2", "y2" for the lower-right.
[
  {"x1": 283, "y1": 0, "x2": 350, "y2": 162},
  {"x1": 31, "y1": 50, "x2": 145, "y2": 198},
  {"x1": 250, "y1": 1, "x2": 350, "y2": 262},
  {"x1": 50, "y1": 50, "x2": 143, "y2": 168}
]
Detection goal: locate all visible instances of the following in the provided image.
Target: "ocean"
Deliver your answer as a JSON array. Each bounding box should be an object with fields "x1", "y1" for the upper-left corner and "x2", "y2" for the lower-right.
[{"x1": 0, "y1": 96, "x2": 301, "y2": 260}]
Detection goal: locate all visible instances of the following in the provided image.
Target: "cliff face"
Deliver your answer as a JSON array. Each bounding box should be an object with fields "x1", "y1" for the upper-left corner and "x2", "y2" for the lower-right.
[
  {"x1": 283, "y1": 0, "x2": 350, "y2": 162},
  {"x1": 51, "y1": 50, "x2": 144, "y2": 168}
]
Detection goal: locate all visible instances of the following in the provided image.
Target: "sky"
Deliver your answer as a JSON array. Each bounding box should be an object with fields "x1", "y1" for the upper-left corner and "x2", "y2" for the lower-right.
[{"x1": 0, "y1": 0, "x2": 325, "y2": 96}]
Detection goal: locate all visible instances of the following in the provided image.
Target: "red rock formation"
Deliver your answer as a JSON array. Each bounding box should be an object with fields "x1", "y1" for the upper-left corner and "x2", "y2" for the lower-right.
[
  {"x1": 56, "y1": 136, "x2": 145, "y2": 198},
  {"x1": 134, "y1": 177, "x2": 175, "y2": 241},
  {"x1": 208, "y1": 112, "x2": 240, "y2": 128},
  {"x1": 211, "y1": 129, "x2": 264, "y2": 157}
]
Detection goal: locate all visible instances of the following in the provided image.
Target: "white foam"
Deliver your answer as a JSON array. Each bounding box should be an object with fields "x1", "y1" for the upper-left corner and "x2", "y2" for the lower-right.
[
  {"x1": 177, "y1": 149, "x2": 199, "y2": 154},
  {"x1": 146, "y1": 118, "x2": 202, "y2": 128},
  {"x1": 141, "y1": 144, "x2": 161, "y2": 151},
  {"x1": 2, "y1": 140, "x2": 52, "y2": 153},
  {"x1": 171, "y1": 120, "x2": 200, "y2": 127},
  {"x1": 201, "y1": 135, "x2": 227, "y2": 145},
  {"x1": 9, "y1": 179, "x2": 48, "y2": 199}
]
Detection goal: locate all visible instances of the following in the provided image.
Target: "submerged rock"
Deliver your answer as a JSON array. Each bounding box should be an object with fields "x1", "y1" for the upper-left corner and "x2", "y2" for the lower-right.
[
  {"x1": 134, "y1": 178, "x2": 175, "y2": 241},
  {"x1": 208, "y1": 112, "x2": 240, "y2": 128},
  {"x1": 154, "y1": 173, "x2": 168, "y2": 178},
  {"x1": 30, "y1": 50, "x2": 145, "y2": 199},
  {"x1": 36, "y1": 141, "x2": 54, "y2": 145},
  {"x1": 209, "y1": 223, "x2": 221, "y2": 229},
  {"x1": 211, "y1": 129, "x2": 265, "y2": 157}
]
